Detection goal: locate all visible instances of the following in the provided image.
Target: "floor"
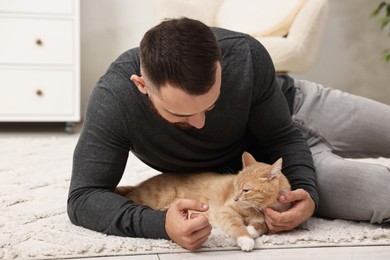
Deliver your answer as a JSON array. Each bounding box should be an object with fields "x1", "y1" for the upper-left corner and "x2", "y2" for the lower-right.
[
  {"x1": 2, "y1": 122, "x2": 390, "y2": 260},
  {"x1": 82, "y1": 246, "x2": 390, "y2": 260},
  {"x1": 0, "y1": 122, "x2": 82, "y2": 136}
]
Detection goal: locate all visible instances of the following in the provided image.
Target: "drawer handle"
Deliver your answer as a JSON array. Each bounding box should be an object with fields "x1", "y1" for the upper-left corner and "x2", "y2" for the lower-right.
[
  {"x1": 35, "y1": 38, "x2": 43, "y2": 46},
  {"x1": 36, "y1": 89, "x2": 43, "y2": 97}
]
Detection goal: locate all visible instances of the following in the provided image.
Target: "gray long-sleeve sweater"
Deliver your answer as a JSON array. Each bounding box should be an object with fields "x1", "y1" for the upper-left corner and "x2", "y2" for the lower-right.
[{"x1": 67, "y1": 28, "x2": 317, "y2": 239}]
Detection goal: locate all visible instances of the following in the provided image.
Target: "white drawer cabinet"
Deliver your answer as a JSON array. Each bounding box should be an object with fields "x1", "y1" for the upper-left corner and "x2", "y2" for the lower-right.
[
  {"x1": 0, "y1": 17, "x2": 74, "y2": 65},
  {"x1": 0, "y1": 68, "x2": 75, "y2": 116},
  {"x1": 0, "y1": 0, "x2": 80, "y2": 132}
]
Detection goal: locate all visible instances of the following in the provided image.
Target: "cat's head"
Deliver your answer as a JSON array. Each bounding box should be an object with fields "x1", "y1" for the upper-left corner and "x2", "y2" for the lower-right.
[{"x1": 233, "y1": 152, "x2": 283, "y2": 210}]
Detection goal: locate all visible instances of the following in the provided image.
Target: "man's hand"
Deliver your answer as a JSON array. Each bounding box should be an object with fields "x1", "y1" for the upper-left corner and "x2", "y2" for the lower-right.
[
  {"x1": 165, "y1": 199, "x2": 212, "y2": 251},
  {"x1": 263, "y1": 189, "x2": 315, "y2": 233}
]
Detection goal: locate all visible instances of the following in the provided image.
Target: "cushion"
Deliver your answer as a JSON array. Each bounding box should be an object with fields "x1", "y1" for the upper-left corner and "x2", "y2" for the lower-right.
[
  {"x1": 154, "y1": 0, "x2": 224, "y2": 26},
  {"x1": 215, "y1": 0, "x2": 307, "y2": 37}
]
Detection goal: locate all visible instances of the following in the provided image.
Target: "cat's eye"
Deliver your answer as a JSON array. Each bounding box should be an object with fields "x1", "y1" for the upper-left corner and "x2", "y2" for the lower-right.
[{"x1": 242, "y1": 189, "x2": 250, "y2": 193}]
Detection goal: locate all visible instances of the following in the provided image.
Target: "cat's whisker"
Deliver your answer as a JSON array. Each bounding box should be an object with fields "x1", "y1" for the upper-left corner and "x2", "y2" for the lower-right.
[
  {"x1": 236, "y1": 200, "x2": 259, "y2": 210},
  {"x1": 240, "y1": 201, "x2": 267, "y2": 214}
]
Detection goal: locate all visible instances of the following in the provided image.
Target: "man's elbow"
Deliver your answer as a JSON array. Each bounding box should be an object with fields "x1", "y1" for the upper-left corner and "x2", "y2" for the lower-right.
[{"x1": 67, "y1": 191, "x2": 79, "y2": 225}]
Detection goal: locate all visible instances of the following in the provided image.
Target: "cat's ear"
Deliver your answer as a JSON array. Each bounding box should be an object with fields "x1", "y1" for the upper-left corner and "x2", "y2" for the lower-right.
[
  {"x1": 242, "y1": 152, "x2": 257, "y2": 167},
  {"x1": 269, "y1": 158, "x2": 283, "y2": 180}
]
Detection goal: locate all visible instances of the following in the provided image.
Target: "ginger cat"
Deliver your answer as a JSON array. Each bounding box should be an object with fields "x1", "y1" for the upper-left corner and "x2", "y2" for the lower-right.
[{"x1": 116, "y1": 152, "x2": 291, "y2": 251}]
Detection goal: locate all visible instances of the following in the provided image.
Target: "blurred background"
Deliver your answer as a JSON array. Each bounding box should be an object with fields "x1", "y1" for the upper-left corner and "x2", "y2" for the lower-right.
[
  {"x1": 1, "y1": 0, "x2": 389, "y2": 131},
  {"x1": 80, "y1": 0, "x2": 389, "y2": 118}
]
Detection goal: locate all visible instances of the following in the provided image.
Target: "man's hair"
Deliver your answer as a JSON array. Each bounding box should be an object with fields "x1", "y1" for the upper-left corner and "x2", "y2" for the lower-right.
[{"x1": 140, "y1": 17, "x2": 221, "y2": 95}]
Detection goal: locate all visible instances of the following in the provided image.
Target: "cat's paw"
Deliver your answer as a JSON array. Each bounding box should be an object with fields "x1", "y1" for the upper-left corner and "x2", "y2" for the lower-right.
[
  {"x1": 236, "y1": 236, "x2": 254, "y2": 252},
  {"x1": 246, "y1": 225, "x2": 260, "y2": 238}
]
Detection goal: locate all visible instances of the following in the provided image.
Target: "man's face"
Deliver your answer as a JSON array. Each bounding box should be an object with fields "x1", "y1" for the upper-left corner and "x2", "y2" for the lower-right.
[{"x1": 144, "y1": 63, "x2": 221, "y2": 130}]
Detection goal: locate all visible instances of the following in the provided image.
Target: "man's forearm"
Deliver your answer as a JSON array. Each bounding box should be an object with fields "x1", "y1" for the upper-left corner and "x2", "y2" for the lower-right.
[{"x1": 67, "y1": 187, "x2": 169, "y2": 239}]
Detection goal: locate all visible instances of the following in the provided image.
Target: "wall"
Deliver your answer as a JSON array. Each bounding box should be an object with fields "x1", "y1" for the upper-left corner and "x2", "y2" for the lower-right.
[
  {"x1": 80, "y1": 0, "x2": 390, "y2": 118},
  {"x1": 292, "y1": 0, "x2": 390, "y2": 105},
  {"x1": 80, "y1": 0, "x2": 155, "y2": 117}
]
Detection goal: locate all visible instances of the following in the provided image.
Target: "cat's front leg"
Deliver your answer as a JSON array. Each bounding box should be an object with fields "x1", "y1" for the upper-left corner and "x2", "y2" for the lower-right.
[
  {"x1": 247, "y1": 222, "x2": 268, "y2": 238},
  {"x1": 216, "y1": 209, "x2": 255, "y2": 251},
  {"x1": 247, "y1": 215, "x2": 269, "y2": 238},
  {"x1": 236, "y1": 236, "x2": 255, "y2": 252},
  {"x1": 246, "y1": 225, "x2": 260, "y2": 238}
]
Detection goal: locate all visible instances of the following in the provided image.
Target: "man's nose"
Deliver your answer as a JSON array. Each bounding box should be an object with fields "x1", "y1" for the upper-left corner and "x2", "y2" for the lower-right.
[{"x1": 188, "y1": 113, "x2": 206, "y2": 129}]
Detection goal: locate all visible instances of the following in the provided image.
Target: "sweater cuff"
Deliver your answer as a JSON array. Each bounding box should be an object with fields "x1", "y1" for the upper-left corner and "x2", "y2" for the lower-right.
[
  {"x1": 303, "y1": 186, "x2": 319, "y2": 212},
  {"x1": 141, "y1": 209, "x2": 169, "y2": 239},
  {"x1": 292, "y1": 184, "x2": 319, "y2": 213}
]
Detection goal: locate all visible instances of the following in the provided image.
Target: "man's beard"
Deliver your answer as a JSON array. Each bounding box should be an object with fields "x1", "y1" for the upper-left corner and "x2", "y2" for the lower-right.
[
  {"x1": 172, "y1": 122, "x2": 194, "y2": 130},
  {"x1": 147, "y1": 96, "x2": 194, "y2": 130}
]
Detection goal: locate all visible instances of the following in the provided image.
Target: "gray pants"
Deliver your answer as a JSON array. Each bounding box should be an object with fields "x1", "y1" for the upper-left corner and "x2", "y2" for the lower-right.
[{"x1": 292, "y1": 79, "x2": 390, "y2": 223}]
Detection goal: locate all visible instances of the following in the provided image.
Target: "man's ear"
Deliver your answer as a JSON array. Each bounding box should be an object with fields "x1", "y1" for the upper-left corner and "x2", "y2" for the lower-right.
[{"x1": 130, "y1": 75, "x2": 147, "y2": 94}]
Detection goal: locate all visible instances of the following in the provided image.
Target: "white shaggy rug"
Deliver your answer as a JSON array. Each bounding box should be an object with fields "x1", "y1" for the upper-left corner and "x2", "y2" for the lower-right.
[{"x1": 1, "y1": 135, "x2": 390, "y2": 259}]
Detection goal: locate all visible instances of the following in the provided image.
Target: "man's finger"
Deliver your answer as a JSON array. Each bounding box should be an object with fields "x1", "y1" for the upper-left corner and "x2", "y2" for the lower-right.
[
  {"x1": 264, "y1": 208, "x2": 285, "y2": 223},
  {"x1": 191, "y1": 229, "x2": 212, "y2": 248},
  {"x1": 190, "y1": 212, "x2": 200, "y2": 219},
  {"x1": 188, "y1": 213, "x2": 210, "y2": 231},
  {"x1": 175, "y1": 199, "x2": 209, "y2": 212},
  {"x1": 191, "y1": 219, "x2": 212, "y2": 240},
  {"x1": 264, "y1": 208, "x2": 295, "y2": 224},
  {"x1": 280, "y1": 189, "x2": 306, "y2": 203}
]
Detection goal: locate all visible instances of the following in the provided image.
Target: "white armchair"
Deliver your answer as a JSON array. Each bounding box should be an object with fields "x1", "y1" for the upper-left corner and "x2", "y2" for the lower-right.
[{"x1": 154, "y1": 0, "x2": 329, "y2": 73}]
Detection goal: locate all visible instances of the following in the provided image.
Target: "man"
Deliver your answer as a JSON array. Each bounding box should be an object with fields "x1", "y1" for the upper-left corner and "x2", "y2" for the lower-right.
[{"x1": 68, "y1": 18, "x2": 390, "y2": 251}]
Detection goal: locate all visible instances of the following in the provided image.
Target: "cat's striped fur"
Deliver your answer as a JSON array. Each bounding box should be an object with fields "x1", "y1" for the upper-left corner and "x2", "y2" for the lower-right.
[{"x1": 116, "y1": 152, "x2": 291, "y2": 251}]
